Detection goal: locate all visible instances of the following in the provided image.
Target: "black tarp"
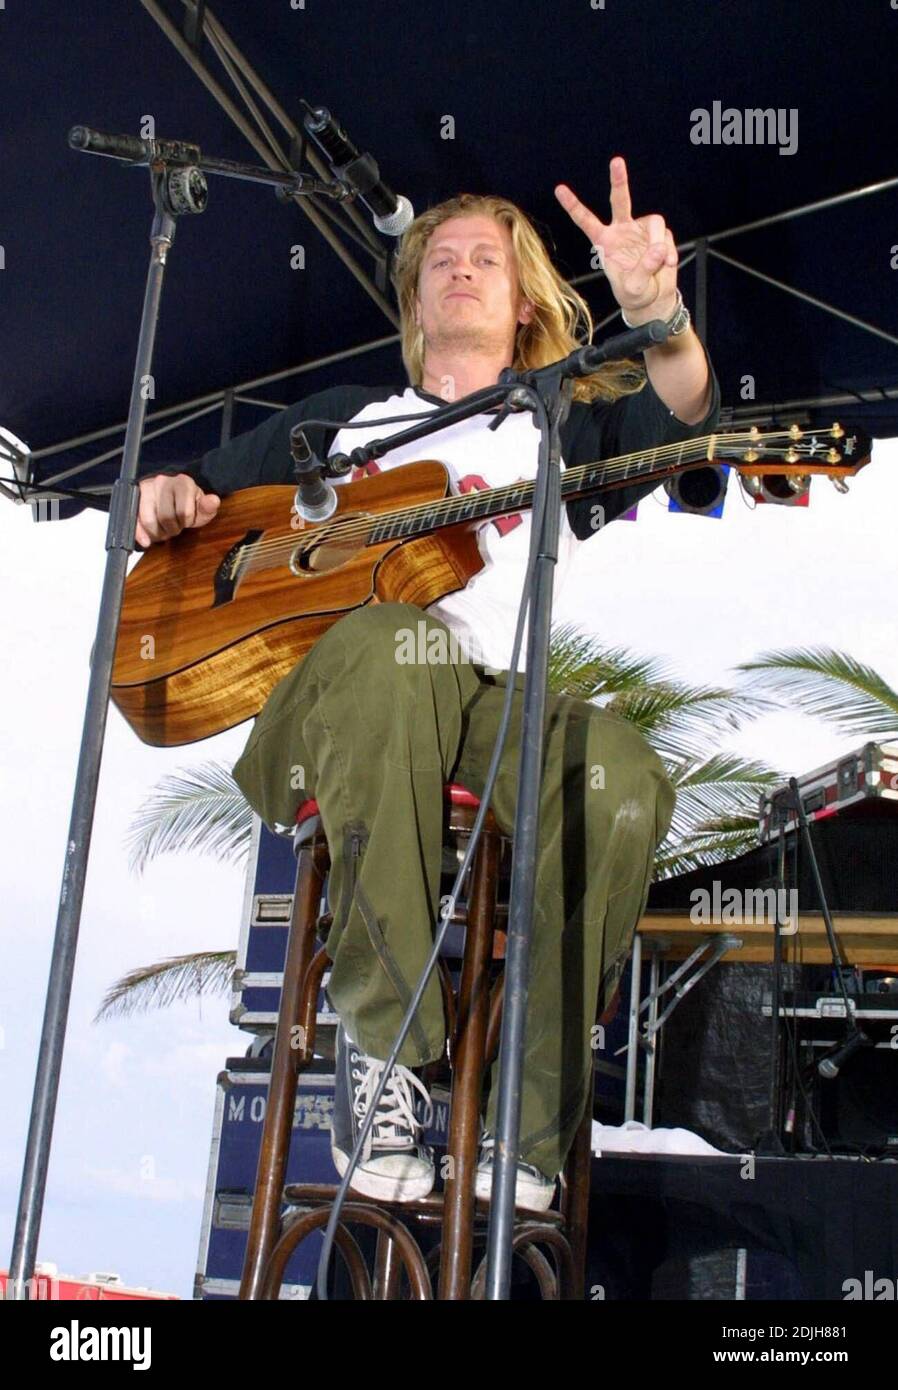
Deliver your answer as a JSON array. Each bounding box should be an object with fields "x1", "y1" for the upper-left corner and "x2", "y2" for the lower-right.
[{"x1": 3, "y1": 0, "x2": 897, "y2": 504}]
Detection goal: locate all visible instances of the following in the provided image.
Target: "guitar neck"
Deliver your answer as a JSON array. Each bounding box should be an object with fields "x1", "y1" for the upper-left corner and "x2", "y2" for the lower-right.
[{"x1": 366, "y1": 433, "x2": 719, "y2": 545}]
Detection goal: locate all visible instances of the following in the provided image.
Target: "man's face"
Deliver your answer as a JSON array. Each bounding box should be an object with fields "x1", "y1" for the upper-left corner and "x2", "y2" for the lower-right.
[{"x1": 414, "y1": 215, "x2": 533, "y2": 366}]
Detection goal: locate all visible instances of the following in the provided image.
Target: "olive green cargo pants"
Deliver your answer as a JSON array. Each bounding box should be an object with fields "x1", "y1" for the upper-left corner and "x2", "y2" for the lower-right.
[{"x1": 231, "y1": 602, "x2": 674, "y2": 1179}]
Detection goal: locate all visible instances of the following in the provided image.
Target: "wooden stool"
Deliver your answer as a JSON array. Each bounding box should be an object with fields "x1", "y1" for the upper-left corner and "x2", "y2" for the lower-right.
[{"x1": 238, "y1": 784, "x2": 593, "y2": 1300}]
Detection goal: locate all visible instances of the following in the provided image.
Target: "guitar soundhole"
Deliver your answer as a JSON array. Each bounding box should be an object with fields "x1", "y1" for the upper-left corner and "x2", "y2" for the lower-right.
[{"x1": 288, "y1": 511, "x2": 370, "y2": 576}]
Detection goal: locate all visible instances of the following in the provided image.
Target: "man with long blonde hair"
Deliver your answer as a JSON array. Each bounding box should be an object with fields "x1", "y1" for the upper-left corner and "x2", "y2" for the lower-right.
[{"x1": 138, "y1": 158, "x2": 720, "y2": 1210}]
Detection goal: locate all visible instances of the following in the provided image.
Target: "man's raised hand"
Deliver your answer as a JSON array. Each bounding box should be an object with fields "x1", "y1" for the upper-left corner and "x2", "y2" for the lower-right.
[
  {"x1": 555, "y1": 156, "x2": 679, "y2": 323},
  {"x1": 135, "y1": 473, "x2": 221, "y2": 548}
]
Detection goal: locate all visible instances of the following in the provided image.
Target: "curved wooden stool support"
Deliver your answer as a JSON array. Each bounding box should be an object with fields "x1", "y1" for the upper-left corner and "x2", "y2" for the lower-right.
[
  {"x1": 261, "y1": 1201, "x2": 432, "y2": 1301},
  {"x1": 470, "y1": 1224, "x2": 576, "y2": 1301},
  {"x1": 239, "y1": 832, "x2": 330, "y2": 1301},
  {"x1": 239, "y1": 785, "x2": 594, "y2": 1301},
  {"x1": 264, "y1": 1209, "x2": 372, "y2": 1300}
]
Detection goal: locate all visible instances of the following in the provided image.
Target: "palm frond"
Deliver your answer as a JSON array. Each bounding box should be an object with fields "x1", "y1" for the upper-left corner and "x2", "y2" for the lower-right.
[
  {"x1": 547, "y1": 624, "x2": 770, "y2": 757},
  {"x1": 547, "y1": 623, "x2": 664, "y2": 698},
  {"x1": 658, "y1": 754, "x2": 778, "y2": 865},
  {"x1": 665, "y1": 752, "x2": 780, "y2": 796},
  {"x1": 654, "y1": 823, "x2": 764, "y2": 878},
  {"x1": 737, "y1": 648, "x2": 898, "y2": 737},
  {"x1": 94, "y1": 950, "x2": 237, "y2": 1022},
  {"x1": 607, "y1": 685, "x2": 771, "y2": 760},
  {"x1": 125, "y1": 761, "x2": 253, "y2": 875}
]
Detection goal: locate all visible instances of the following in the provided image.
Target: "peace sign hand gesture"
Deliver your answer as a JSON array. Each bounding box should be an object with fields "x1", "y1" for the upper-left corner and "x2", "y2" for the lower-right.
[{"x1": 555, "y1": 156, "x2": 679, "y2": 323}]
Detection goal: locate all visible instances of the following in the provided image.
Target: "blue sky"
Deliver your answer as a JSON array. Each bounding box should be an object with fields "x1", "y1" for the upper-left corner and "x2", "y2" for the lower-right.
[{"x1": 2, "y1": 436, "x2": 896, "y2": 1298}]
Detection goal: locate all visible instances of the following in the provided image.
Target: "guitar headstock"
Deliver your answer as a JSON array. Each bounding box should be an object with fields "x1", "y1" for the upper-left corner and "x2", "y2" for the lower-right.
[{"x1": 720, "y1": 422, "x2": 873, "y2": 492}]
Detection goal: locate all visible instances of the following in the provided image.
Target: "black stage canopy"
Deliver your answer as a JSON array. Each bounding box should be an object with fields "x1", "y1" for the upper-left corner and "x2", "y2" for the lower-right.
[{"x1": 2, "y1": 0, "x2": 897, "y2": 513}]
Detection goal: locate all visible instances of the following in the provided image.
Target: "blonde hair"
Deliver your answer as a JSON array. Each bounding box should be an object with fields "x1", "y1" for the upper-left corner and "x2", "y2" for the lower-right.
[{"x1": 393, "y1": 192, "x2": 646, "y2": 405}]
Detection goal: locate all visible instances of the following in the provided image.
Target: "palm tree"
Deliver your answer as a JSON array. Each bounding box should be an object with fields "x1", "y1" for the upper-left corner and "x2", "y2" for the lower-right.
[
  {"x1": 737, "y1": 647, "x2": 898, "y2": 737},
  {"x1": 96, "y1": 626, "x2": 781, "y2": 1020}
]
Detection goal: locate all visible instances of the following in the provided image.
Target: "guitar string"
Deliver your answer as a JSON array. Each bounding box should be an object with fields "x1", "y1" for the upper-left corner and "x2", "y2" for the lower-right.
[
  {"x1": 229, "y1": 428, "x2": 831, "y2": 575},
  {"x1": 235, "y1": 428, "x2": 832, "y2": 575}
]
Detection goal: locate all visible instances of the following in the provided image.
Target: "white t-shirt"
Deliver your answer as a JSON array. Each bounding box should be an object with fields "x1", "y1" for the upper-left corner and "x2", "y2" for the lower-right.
[{"x1": 328, "y1": 387, "x2": 581, "y2": 671}]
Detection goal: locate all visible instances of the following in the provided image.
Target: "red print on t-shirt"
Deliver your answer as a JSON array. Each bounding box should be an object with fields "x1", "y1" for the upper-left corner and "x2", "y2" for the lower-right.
[
  {"x1": 456, "y1": 474, "x2": 522, "y2": 537},
  {"x1": 350, "y1": 459, "x2": 382, "y2": 481}
]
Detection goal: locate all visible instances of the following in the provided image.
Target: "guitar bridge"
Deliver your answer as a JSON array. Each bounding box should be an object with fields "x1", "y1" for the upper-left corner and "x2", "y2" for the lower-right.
[{"x1": 213, "y1": 529, "x2": 262, "y2": 607}]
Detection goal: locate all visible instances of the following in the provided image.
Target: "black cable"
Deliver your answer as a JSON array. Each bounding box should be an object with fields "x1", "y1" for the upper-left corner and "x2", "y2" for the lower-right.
[
  {"x1": 14, "y1": 405, "x2": 491, "y2": 512},
  {"x1": 0, "y1": 477, "x2": 113, "y2": 507},
  {"x1": 299, "y1": 404, "x2": 502, "y2": 432},
  {"x1": 782, "y1": 988, "x2": 836, "y2": 1159}
]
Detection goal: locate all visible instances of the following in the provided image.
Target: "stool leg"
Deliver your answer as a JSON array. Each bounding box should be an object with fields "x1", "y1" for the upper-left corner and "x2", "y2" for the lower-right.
[
  {"x1": 438, "y1": 822, "x2": 500, "y2": 1300},
  {"x1": 559, "y1": 1098, "x2": 593, "y2": 1299},
  {"x1": 372, "y1": 1230, "x2": 403, "y2": 1300},
  {"x1": 239, "y1": 838, "x2": 328, "y2": 1300}
]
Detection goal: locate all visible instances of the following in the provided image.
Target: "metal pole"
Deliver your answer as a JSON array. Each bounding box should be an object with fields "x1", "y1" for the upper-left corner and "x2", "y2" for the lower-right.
[
  {"x1": 138, "y1": 0, "x2": 398, "y2": 326},
  {"x1": 694, "y1": 237, "x2": 708, "y2": 344},
  {"x1": 708, "y1": 248, "x2": 898, "y2": 348},
  {"x1": 6, "y1": 178, "x2": 177, "y2": 1300},
  {"x1": 625, "y1": 931, "x2": 642, "y2": 1121},
  {"x1": 573, "y1": 174, "x2": 898, "y2": 293},
  {"x1": 484, "y1": 384, "x2": 567, "y2": 1300},
  {"x1": 34, "y1": 333, "x2": 400, "y2": 489},
  {"x1": 727, "y1": 384, "x2": 898, "y2": 421}
]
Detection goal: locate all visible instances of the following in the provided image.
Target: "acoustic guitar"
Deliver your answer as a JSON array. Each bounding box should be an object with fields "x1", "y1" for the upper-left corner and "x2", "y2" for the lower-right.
[{"x1": 110, "y1": 423, "x2": 871, "y2": 746}]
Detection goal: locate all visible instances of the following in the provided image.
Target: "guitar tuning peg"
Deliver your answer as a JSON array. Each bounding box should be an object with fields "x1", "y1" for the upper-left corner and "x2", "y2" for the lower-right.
[{"x1": 830, "y1": 476, "x2": 850, "y2": 494}]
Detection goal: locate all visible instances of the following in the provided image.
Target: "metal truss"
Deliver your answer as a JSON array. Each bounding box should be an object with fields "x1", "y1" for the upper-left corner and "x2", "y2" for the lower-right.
[{"x1": 7, "y1": 0, "x2": 898, "y2": 506}]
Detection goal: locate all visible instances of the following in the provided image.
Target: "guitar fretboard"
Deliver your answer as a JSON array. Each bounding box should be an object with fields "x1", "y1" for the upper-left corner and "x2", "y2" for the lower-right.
[{"x1": 366, "y1": 436, "x2": 701, "y2": 544}]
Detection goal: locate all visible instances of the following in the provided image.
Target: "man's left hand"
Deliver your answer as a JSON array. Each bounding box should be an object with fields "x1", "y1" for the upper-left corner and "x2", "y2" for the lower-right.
[{"x1": 555, "y1": 156, "x2": 678, "y2": 324}]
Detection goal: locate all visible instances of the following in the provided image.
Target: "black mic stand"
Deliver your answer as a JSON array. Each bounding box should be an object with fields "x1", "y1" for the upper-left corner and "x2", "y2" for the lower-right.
[
  {"x1": 789, "y1": 777, "x2": 871, "y2": 1092},
  {"x1": 756, "y1": 814, "x2": 790, "y2": 1153},
  {"x1": 306, "y1": 321, "x2": 668, "y2": 1297},
  {"x1": 7, "y1": 129, "x2": 350, "y2": 1301},
  {"x1": 756, "y1": 777, "x2": 868, "y2": 1156},
  {"x1": 480, "y1": 361, "x2": 570, "y2": 1298}
]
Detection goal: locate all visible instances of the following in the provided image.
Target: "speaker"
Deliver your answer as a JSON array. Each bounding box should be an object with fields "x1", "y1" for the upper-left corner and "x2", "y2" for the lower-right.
[
  {"x1": 653, "y1": 962, "x2": 819, "y2": 1150},
  {"x1": 648, "y1": 810, "x2": 898, "y2": 915},
  {"x1": 813, "y1": 1047, "x2": 898, "y2": 1154}
]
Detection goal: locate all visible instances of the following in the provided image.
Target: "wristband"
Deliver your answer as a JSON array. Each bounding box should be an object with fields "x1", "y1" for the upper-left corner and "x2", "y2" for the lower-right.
[{"x1": 621, "y1": 287, "x2": 691, "y2": 336}]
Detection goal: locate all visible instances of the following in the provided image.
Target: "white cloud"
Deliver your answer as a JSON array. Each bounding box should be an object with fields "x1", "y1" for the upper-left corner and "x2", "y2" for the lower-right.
[
  {"x1": 98, "y1": 1042, "x2": 133, "y2": 1087},
  {"x1": 82, "y1": 1165, "x2": 205, "y2": 1204},
  {"x1": 140, "y1": 1041, "x2": 229, "y2": 1083}
]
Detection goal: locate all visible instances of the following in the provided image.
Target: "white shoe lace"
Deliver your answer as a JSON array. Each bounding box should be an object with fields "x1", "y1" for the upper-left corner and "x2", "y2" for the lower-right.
[{"x1": 351, "y1": 1054, "x2": 433, "y2": 1163}]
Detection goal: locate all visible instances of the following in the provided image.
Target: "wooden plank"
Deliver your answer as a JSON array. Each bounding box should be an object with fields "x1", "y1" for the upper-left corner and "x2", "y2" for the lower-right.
[{"x1": 636, "y1": 912, "x2": 898, "y2": 965}]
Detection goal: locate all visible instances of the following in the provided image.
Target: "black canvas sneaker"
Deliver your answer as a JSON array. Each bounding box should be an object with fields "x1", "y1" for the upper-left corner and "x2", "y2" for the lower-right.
[
  {"x1": 331, "y1": 1022, "x2": 435, "y2": 1202},
  {"x1": 474, "y1": 1131, "x2": 557, "y2": 1211}
]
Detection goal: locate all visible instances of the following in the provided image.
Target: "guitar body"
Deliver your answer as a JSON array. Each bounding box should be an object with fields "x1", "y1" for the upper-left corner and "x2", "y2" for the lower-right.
[
  {"x1": 110, "y1": 422, "x2": 869, "y2": 748},
  {"x1": 111, "y1": 461, "x2": 484, "y2": 746}
]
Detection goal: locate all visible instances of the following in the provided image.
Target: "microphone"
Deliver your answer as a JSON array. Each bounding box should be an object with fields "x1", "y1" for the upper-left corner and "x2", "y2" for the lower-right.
[
  {"x1": 301, "y1": 105, "x2": 414, "y2": 236},
  {"x1": 68, "y1": 126, "x2": 201, "y2": 167},
  {"x1": 290, "y1": 427, "x2": 338, "y2": 522},
  {"x1": 817, "y1": 1029, "x2": 874, "y2": 1080},
  {"x1": 579, "y1": 320, "x2": 670, "y2": 368}
]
